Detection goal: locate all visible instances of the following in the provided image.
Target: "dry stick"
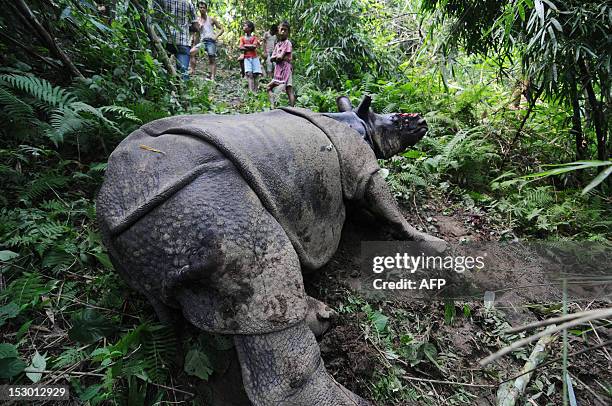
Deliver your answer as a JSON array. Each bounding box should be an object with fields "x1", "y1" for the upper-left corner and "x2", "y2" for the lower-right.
[
  {"x1": 498, "y1": 339, "x2": 612, "y2": 386},
  {"x1": 13, "y1": 0, "x2": 83, "y2": 79},
  {"x1": 400, "y1": 375, "x2": 496, "y2": 388},
  {"x1": 480, "y1": 308, "x2": 612, "y2": 366},
  {"x1": 505, "y1": 308, "x2": 612, "y2": 334},
  {"x1": 571, "y1": 374, "x2": 608, "y2": 406}
]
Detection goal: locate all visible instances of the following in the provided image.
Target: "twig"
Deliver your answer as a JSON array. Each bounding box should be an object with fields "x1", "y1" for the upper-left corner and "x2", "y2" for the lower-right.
[
  {"x1": 498, "y1": 339, "x2": 612, "y2": 385},
  {"x1": 501, "y1": 87, "x2": 543, "y2": 165},
  {"x1": 505, "y1": 308, "x2": 612, "y2": 334},
  {"x1": 13, "y1": 0, "x2": 83, "y2": 79},
  {"x1": 401, "y1": 374, "x2": 495, "y2": 388},
  {"x1": 572, "y1": 374, "x2": 608, "y2": 406},
  {"x1": 480, "y1": 308, "x2": 612, "y2": 366},
  {"x1": 0, "y1": 30, "x2": 61, "y2": 69}
]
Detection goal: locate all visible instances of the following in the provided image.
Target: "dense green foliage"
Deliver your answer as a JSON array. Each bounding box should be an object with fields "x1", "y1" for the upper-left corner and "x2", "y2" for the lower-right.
[{"x1": 0, "y1": 0, "x2": 609, "y2": 404}]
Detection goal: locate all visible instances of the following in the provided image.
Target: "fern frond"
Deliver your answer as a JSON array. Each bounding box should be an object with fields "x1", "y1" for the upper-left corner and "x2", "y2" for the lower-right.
[
  {"x1": 47, "y1": 107, "x2": 87, "y2": 145},
  {"x1": 0, "y1": 86, "x2": 34, "y2": 122},
  {"x1": 99, "y1": 105, "x2": 141, "y2": 123},
  {"x1": 524, "y1": 187, "x2": 555, "y2": 207},
  {"x1": 0, "y1": 74, "x2": 76, "y2": 108},
  {"x1": 53, "y1": 348, "x2": 90, "y2": 369},
  {"x1": 68, "y1": 102, "x2": 121, "y2": 133},
  {"x1": 19, "y1": 173, "x2": 70, "y2": 203},
  {"x1": 0, "y1": 273, "x2": 57, "y2": 306},
  {"x1": 397, "y1": 171, "x2": 428, "y2": 187}
]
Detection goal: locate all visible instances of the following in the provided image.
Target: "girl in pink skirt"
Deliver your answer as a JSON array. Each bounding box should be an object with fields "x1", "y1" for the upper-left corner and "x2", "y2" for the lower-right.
[{"x1": 267, "y1": 21, "x2": 295, "y2": 108}]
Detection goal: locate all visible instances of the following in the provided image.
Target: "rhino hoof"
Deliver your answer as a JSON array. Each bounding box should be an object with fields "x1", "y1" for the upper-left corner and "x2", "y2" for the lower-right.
[{"x1": 306, "y1": 296, "x2": 337, "y2": 337}]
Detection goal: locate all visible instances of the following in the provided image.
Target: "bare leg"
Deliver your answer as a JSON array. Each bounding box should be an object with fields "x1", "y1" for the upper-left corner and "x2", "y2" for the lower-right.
[
  {"x1": 253, "y1": 74, "x2": 259, "y2": 92},
  {"x1": 189, "y1": 51, "x2": 197, "y2": 75},
  {"x1": 268, "y1": 82, "x2": 277, "y2": 108},
  {"x1": 287, "y1": 86, "x2": 296, "y2": 106},
  {"x1": 235, "y1": 322, "x2": 371, "y2": 406},
  {"x1": 246, "y1": 73, "x2": 254, "y2": 92},
  {"x1": 209, "y1": 56, "x2": 216, "y2": 81}
]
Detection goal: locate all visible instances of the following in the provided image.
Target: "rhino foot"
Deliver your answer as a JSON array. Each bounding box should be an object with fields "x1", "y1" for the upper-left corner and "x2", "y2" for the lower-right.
[
  {"x1": 306, "y1": 296, "x2": 337, "y2": 338},
  {"x1": 235, "y1": 321, "x2": 371, "y2": 406}
]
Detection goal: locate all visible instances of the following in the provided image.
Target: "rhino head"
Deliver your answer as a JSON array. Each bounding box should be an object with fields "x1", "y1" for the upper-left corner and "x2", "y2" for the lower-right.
[{"x1": 336, "y1": 95, "x2": 428, "y2": 159}]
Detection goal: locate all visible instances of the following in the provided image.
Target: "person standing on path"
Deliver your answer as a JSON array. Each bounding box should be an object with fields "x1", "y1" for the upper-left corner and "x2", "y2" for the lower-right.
[
  {"x1": 189, "y1": 1, "x2": 224, "y2": 80},
  {"x1": 239, "y1": 21, "x2": 262, "y2": 92},
  {"x1": 159, "y1": 0, "x2": 198, "y2": 81},
  {"x1": 267, "y1": 21, "x2": 295, "y2": 108},
  {"x1": 262, "y1": 23, "x2": 278, "y2": 78}
]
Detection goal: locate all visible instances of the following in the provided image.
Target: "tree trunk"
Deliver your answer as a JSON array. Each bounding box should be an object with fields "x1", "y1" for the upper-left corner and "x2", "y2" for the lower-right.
[
  {"x1": 13, "y1": 0, "x2": 84, "y2": 79},
  {"x1": 579, "y1": 61, "x2": 608, "y2": 161},
  {"x1": 568, "y1": 72, "x2": 587, "y2": 160}
]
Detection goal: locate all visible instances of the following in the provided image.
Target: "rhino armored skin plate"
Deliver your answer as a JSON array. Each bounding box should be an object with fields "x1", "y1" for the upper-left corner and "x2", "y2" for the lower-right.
[{"x1": 96, "y1": 96, "x2": 444, "y2": 405}]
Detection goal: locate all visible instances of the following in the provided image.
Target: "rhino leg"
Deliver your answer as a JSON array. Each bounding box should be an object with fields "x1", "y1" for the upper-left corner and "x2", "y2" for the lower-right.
[
  {"x1": 364, "y1": 172, "x2": 447, "y2": 253},
  {"x1": 305, "y1": 296, "x2": 336, "y2": 338},
  {"x1": 234, "y1": 321, "x2": 371, "y2": 406}
]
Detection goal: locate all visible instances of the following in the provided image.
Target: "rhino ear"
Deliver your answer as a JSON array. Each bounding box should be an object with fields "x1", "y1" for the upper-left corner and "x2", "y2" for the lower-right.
[
  {"x1": 336, "y1": 96, "x2": 353, "y2": 112},
  {"x1": 356, "y1": 95, "x2": 372, "y2": 120}
]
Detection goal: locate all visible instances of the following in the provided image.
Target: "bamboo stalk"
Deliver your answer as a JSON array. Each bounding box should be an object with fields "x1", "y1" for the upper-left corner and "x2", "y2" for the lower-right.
[{"x1": 496, "y1": 325, "x2": 556, "y2": 406}]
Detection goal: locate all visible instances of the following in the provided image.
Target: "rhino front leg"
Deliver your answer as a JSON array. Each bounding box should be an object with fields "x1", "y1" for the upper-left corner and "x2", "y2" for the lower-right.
[
  {"x1": 363, "y1": 171, "x2": 447, "y2": 252},
  {"x1": 234, "y1": 321, "x2": 371, "y2": 406}
]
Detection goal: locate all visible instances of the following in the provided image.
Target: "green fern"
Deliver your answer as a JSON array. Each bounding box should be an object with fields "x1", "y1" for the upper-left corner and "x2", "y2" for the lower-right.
[
  {"x1": 118, "y1": 323, "x2": 177, "y2": 383},
  {"x1": 99, "y1": 105, "x2": 141, "y2": 123},
  {"x1": 523, "y1": 187, "x2": 555, "y2": 207},
  {"x1": 19, "y1": 172, "x2": 70, "y2": 203},
  {"x1": 0, "y1": 86, "x2": 34, "y2": 122},
  {"x1": 0, "y1": 74, "x2": 75, "y2": 109},
  {"x1": 0, "y1": 272, "x2": 57, "y2": 308},
  {"x1": 53, "y1": 347, "x2": 90, "y2": 369}
]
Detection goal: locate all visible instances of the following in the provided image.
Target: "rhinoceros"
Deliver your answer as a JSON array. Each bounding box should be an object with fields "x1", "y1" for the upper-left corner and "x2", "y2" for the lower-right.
[{"x1": 96, "y1": 95, "x2": 444, "y2": 405}]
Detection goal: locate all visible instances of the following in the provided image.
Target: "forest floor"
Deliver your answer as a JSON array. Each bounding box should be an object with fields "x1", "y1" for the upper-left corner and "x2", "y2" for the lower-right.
[{"x1": 187, "y1": 58, "x2": 611, "y2": 405}]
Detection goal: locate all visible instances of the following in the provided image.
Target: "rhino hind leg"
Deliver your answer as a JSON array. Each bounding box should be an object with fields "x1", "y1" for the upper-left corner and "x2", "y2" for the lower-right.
[{"x1": 234, "y1": 321, "x2": 371, "y2": 406}]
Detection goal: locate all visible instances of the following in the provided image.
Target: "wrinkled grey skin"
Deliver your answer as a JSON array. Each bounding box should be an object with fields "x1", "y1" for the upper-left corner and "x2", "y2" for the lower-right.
[{"x1": 97, "y1": 96, "x2": 444, "y2": 406}]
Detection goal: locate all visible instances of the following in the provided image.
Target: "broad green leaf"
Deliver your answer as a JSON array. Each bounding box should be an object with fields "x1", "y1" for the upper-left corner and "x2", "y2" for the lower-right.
[
  {"x1": 0, "y1": 343, "x2": 19, "y2": 359},
  {"x1": 444, "y1": 301, "x2": 456, "y2": 325},
  {"x1": 582, "y1": 166, "x2": 612, "y2": 195},
  {"x1": 371, "y1": 311, "x2": 389, "y2": 333},
  {"x1": 68, "y1": 309, "x2": 116, "y2": 343},
  {"x1": 184, "y1": 349, "x2": 213, "y2": 380},
  {"x1": 26, "y1": 351, "x2": 46, "y2": 383},
  {"x1": 0, "y1": 357, "x2": 26, "y2": 378},
  {"x1": 0, "y1": 302, "x2": 20, "y2": 327},
  {"x1": 0, "y1": 250, "x2": 19, "y2": 261},
  {"x1": 93, "y1": 252, "x2": 114, "y2": 270}
]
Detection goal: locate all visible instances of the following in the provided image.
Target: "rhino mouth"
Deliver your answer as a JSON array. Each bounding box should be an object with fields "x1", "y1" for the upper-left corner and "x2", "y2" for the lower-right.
[{"x1": 394, "y1": 113, "x2": 428, "y2": 136}]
